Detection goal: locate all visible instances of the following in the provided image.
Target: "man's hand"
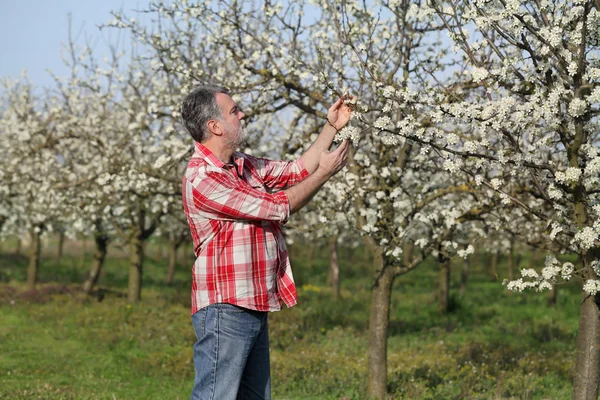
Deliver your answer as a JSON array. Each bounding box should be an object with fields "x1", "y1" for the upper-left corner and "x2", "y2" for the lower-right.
[
  {"x1": 327, "y1": 95, "x2": 353, "y2": 131},
  {"x1": 285, "y1": 140, "x2": 351, "y2": 214},
  {"x1": 317, "y1": 140, "x2": 351, "y2": 178}
]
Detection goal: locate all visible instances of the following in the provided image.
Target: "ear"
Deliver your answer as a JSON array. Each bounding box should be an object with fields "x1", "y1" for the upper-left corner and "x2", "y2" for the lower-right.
[{"x1": 206, "y1": 120, "x2": 224, "y2": 137}]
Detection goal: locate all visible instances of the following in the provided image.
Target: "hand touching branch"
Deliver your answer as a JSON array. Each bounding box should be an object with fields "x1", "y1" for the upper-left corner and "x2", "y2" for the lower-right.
[{"x1": 327, "y1": 95, "x2": 353, "y2": 131}]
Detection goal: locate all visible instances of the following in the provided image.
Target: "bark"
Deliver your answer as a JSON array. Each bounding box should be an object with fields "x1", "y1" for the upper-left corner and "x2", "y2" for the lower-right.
[
  {"x1": 367, "y1": 247, "x2": 395, "y2": 400},
  {"x1": 491, "y1": 250, "x2": 498, "y2": 279},
  {"x1": 83, "y1": 233, "x2": 109, "y2": 294},
  {"x1": 508, "y1": 236, "x2": 516, "y2": 281},
  {"x1": 15, "y1": 238, "x2": 22, "y2": 256},
  {"x1": 127, "y1": 210, "x2": 156, "y2": 302},
  {"x1": 158, "y1": 240, "x2": 165, "y2": 260},
  {"x1": 573, "y1": 248, "x2": 600, "y2": 400},
  {"x1": 439, "y1": 255, "x2": 451, "y2": 313},
  {"x1": 328, "y1": 236, "x2": 340, "y2": 300},
  {"x1": 528, "y1": 248, "x2": 539, "y2": 269},
  {"x1": 306, "y1": 245, "x2": 314, "y2": 270},
  {"x1": 459, "y1": 257, "x2": 469, "y2": 296},
  {"x1": 78, "y1": 238, "x2": 88, "y2": 268},
  {"x1": 165, "y1": 240, "x2": 180, "y2": 285},
  {"x1": 548, "y1": 285, "x2": 558, "y2": 306},
  {"x1": 128, "y1": 233, "x2": 144, "y2": 302},
  {"x1": 27, "y1": 228, "x2": 42, "y2": 289},
  {"x1": 56, "y1": 232, "x2": 65, "y2": 260}
]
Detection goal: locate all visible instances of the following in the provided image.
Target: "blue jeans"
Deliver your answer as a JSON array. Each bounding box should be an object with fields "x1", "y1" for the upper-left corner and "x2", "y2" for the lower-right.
[{"x1": 190, "y1": 303, "x2": 271, "y2": 400}]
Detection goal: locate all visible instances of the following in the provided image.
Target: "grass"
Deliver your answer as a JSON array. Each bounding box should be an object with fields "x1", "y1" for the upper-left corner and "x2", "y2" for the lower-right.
[{"x1": 0, "y1": 237, "x2": 584, "y2": 399}]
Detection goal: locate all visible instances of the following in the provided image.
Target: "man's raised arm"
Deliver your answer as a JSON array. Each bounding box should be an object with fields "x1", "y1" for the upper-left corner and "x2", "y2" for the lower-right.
[
  {"x1": 286, "y1": 140, "x2": 350, "y2": 214},
  {"x1": 300, "y1": 97, "x2": 353, "y2": 174}
]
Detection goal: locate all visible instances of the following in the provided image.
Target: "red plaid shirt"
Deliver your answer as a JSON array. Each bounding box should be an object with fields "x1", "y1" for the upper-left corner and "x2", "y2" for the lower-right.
[{"x1": 182, "y1": 142, "x2": 310, "y2": 314}]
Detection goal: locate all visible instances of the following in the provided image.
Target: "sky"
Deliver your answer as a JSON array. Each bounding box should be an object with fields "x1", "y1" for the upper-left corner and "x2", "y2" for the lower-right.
[{"x1": 0, "y1": 1, "x2": 150, "y2": 89}]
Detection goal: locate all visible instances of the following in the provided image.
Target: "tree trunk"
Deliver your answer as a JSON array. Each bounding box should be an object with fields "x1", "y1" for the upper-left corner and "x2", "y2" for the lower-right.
[
  {"x1": 165, "y1": 240, "x2": 178, "y2": 285},
  {"x1": 508, "y1": 236, "x2": 516, "y2": 281},
  {"x1": 83, "y1": 234, "x2": 108, "y2": 294},
  {"x1": 27, "y1": 229, "x2": 42, "y2": 289},
  {"x1": 528, "y1": 248, "x2": 539, "y2": 269},
  {"x1": 548, "y1": 285, "x2": 558, "y2": 306},
  {"x1": 573, "y1": 248, "x2": 600, "y2": 400},
  {"x1": 78, "y1": 237, "x2": 88, "y2": 268},
  {"x1": 439, "y1": 255, "x2": 451, "y2": 313},
  {"x1": 128, "y1": 233, "x2": 144, "y2": 302},
  {"x1": 306, "y1": 245, "x2": 314, "y2": 270},
  {"x1": 459, "y1": 257, "x2": 469, "y2": 296},
  {"x1": 158, "y1": 240, "x2": 164, "y2": 260},
  {"x1": 15, "y1": 237, "x2": 22, "y2": 256},
  {"x1": 367, "y1": 247, "x2": 395, "y2": 400},
  {"x1": 491, "y1": 250, "x2": 498, "y2": 279},
  {"x1": 480, "y1": 251, "x2": 488, "y2": 275},
  {"x1": 328, "y1": 236, "x2": 340, "y2": 300},
  {"x1": 56, "y1": 232, "x2": 65, "y2": 260}
]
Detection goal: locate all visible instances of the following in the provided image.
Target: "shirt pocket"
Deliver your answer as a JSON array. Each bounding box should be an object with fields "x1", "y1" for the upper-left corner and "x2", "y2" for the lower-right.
[{"x1": 243, "y1": 171, "x2": 267, "y2": 191}]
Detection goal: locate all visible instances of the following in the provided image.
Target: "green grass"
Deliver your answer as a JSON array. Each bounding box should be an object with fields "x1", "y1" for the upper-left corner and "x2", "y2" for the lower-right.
[{"x1": 0, "y1": 239, "x2": 583, "y2": 399}]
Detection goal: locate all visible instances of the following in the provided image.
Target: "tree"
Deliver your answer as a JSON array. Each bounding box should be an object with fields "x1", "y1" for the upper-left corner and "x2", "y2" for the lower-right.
[
  {"x1": 0, "y1": 76, "x2": 72, "y2": 289},
  {"x1": 422, "y1": 1, "x2": 600, "y2": 398}
]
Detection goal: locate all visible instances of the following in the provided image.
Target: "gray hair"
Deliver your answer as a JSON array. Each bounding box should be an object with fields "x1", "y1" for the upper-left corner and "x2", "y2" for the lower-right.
[{"x1": 181, "y1": 85, "x2": 229, "y2": 143}]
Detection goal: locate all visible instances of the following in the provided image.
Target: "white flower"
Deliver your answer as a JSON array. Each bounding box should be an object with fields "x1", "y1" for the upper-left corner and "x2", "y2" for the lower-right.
[
  {"x1": 520, "y1": 268, "x2": 539, "y2": 279},
  {"x1": 548, "y1": 185, "x2": 563, "y2": 200},
  {"x1": 361, "y1": 224, "x2": 378, "y2": 233},
  {"x1": 464, "y1": 141, "x2": 478, "y2": 153},
  {"x1": 538, "y1": 281, "x2": 553, "y2": 292},
  {"x1": 568, "y1": 98, "x2": 588, "y2": 118},
  {"x1": 374, "y1": 116, "x2": 392, "y2": 130},
  {"x1": 457, "y1": 244, "x2": 474, "y2": 259},
  {"x1": 471, "y1": 67, "x2": 489, "y2": 82},
  {"x1": 574, "y1": 227, "x2": 599, "y2": 250},
  {"x1": 415, "y1": 238, "x2": 429, "y2": 249},
  {"x1": 549, "y1": 222, "x2": 563, "y2": 240},
  {"x1": 446, "y1": 133, "x2": 459, "y2": 145},
  {"x1": 555, "y1": 167, "x2": 582, "y2": 184},
  {"x1": 443, "y1": 158, "x2": 463, "y2": 174},
  {"x1": 490, "y1": 178, "x2": 502, "y2": 190},
  {"x1": 153, "y1": 154, "x2": 171, "y2": 169},
  {"x1": 592, "y1": 260, "x2": 600, "y2": 276},
  {"x1": 335, "y1": 125, "x2": 360, "y2": 144},
  {"x1": 584, "y1": 280, "x2": 600, "y2": 296},
  {"x1": 565, "y1": 167, "x2": 582, "y2": 183},
  {"x1": 506, "y1": 278, "x2": 525, "y2": 292},
  {"x1": 382, "y1": 86, "x2": 396, "y2": 98},
  {"x1": 561, "y1": 262, "x2": 574, "y2": 280},
  {"x1": 541, "y1": 266, "x2": 561, "y2": 281}
]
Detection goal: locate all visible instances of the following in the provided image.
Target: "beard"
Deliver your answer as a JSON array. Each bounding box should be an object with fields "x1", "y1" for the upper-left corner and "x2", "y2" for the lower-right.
[{"x1": 223, "y1": 120, "x2": 247, "y2": 149}]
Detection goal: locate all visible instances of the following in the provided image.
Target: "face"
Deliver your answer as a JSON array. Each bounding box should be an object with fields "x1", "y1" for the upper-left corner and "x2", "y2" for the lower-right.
[{"x1": 215, "y1": 93, "x2": 246, "y2": 148}]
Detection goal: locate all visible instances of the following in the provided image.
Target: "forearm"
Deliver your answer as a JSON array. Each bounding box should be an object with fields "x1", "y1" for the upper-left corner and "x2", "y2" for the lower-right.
[
  {"x1": 284, "y1": 169, "x2": 330, "y2": 214},
  {"x1": 299, "y1": 123, "x2": 337, "y2": 174}
]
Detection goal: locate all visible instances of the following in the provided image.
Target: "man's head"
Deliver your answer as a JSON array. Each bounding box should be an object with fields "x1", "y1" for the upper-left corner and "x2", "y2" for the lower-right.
[{"x1": 181, "y1": 85, "x2": 246, "y2": 147}]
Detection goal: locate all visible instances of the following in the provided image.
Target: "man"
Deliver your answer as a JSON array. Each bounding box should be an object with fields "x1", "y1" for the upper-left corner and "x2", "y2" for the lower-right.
[{"x1": 180, "y1": 85, "x2": 352, "y2": 400}]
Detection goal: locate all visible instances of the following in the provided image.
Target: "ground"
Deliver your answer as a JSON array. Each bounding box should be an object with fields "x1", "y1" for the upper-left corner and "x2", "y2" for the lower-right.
[{"x1": 0, "y1": 239, "x2": 579, "y2": 399}]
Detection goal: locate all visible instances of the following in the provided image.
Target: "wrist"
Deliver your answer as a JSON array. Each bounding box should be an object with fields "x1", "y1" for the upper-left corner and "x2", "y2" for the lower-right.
[
  {"x1": 326, "y1": 118, "x2": 339, "y2": 132},
  {"x1": 314, "y1": 166, "x2": 331, "y2": 180}
]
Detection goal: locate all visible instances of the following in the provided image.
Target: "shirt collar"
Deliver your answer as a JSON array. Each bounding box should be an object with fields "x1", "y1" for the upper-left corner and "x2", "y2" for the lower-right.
[{"x1": 194, "y1": 142, "x2": 245, "y2": 176}]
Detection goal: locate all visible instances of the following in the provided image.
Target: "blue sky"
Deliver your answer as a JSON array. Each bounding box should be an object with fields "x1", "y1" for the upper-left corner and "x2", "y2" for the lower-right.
[{"x1": 0, "y1": 1, "x2": 149, "y2": 88}]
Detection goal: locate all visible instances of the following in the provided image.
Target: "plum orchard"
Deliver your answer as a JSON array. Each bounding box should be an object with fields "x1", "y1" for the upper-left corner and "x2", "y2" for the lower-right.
[
  {"x1": 111, "y1": 1, "x2": 498, "y2": 398},
  {"x1": 112, "y1": 0, "x2": 600, "y2": 398},
  {"x1": 0, "y1": 0, "x2": 597, "y2": 398}
]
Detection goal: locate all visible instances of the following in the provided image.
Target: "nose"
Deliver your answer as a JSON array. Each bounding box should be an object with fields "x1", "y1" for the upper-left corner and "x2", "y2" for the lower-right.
[{"x1": 238, "y1": 111, "x2": 245, "y2": 120}]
